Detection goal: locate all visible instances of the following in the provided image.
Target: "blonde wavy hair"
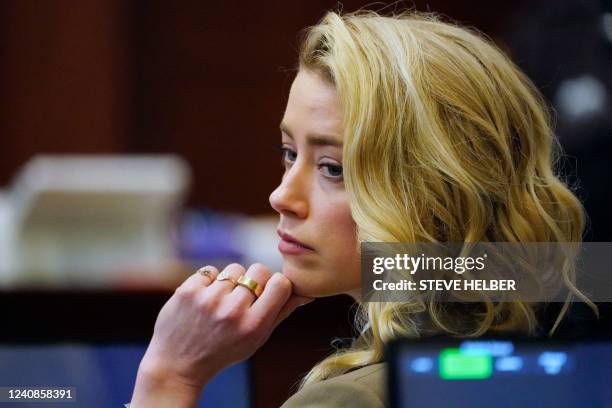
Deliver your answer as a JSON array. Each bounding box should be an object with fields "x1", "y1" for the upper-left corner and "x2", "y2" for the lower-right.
[{"x1": 296, "y1": 10, "x2": 597, "y2": 388}]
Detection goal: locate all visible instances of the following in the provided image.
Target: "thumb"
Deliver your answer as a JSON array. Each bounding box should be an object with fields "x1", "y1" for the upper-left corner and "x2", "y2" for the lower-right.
[{"x1": 272, "y1": 294, "x2": 315, "y2": 328}]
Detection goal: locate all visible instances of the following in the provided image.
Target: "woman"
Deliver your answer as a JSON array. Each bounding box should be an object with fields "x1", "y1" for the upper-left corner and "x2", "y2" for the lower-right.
[{"x1": 129, "y1": 10, "x2": 593, "y2": 407}]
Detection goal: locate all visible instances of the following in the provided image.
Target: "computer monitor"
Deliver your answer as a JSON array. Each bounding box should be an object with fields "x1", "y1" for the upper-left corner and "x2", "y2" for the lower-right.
[{"x1": 387, "y1": 337, "x2": 612, "y2": 408}]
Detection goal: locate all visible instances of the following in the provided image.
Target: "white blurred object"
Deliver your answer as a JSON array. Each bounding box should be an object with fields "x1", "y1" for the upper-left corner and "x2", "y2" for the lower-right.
[
  {"x1": 234, "y1": 215, "x2": 283, "y2": 273},
  {"x1": 0, "y1": 155, "x2": 191, "y2": 287},
  {"x1": 0, "y1": 191, "x2": 16, "y2": 277},
  {"x1": 555, "y1": 74, "x2": 607, "y2": 120}
]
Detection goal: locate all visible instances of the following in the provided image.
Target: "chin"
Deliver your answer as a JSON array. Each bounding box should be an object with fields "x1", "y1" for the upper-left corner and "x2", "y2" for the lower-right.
[{"x1": 280, "y1": 263, "x2": 349, "y2": 298}]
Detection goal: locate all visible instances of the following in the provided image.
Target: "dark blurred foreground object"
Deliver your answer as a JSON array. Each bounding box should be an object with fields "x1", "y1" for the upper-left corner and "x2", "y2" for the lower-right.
[
  {"x1": 0, "y1": 287, "x2": 358, "y2": 408},
  {"x1": 387, "y1": 336, "x2": 612, "y2": 407}
]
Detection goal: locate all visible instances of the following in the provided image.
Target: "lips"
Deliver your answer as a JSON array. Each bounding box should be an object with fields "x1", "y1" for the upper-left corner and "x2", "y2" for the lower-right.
[{"x1": 277, "y1": 229, "x2": 314, "y2": 253}]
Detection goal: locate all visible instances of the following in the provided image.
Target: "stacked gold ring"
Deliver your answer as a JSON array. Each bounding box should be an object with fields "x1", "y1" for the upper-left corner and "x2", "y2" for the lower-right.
[{"x1": 236, "y1": 276, "x2": 262, "y2": 298}]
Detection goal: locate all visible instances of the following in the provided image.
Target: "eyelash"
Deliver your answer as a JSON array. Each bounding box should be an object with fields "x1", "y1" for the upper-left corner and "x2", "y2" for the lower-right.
[{"x1": 278, "y1": 145, "x2": 343, "y2": 181}]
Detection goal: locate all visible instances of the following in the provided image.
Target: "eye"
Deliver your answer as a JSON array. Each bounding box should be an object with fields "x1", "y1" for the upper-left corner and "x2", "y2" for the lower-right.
[
  {"x1": 279, "y1": 145, "x2": 297, "y2": 166},
  {"x1": 319, "y1": 162, "x2": 343, "y2": 180}
]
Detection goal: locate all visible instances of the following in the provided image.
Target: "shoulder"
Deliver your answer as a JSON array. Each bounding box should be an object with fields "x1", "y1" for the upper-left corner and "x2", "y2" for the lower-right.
[{"x1": 279, "y1": 363, "x2": 387, "y2": 408}]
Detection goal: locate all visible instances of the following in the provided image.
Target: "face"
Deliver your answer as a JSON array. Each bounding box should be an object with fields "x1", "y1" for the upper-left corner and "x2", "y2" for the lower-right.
[{"x1": 269, "y1": 69, "x2": 361, "y2": 300}]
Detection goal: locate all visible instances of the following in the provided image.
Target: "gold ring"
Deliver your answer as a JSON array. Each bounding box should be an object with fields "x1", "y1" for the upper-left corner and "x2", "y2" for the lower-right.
[
  {"x1": 235, "y1": 276, "x2": 262, "y2": 298},
  {"x1": 216, "y1": 270, "x2": 237, "y2": 284},
  {"x1": 197, "y1": 266, "x2": 215, "y2": 281}
]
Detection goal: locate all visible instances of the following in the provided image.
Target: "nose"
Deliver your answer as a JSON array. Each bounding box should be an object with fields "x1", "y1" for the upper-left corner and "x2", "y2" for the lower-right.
[{"x1": 269, "y1": 165, "x2": 309, "y2": 219}]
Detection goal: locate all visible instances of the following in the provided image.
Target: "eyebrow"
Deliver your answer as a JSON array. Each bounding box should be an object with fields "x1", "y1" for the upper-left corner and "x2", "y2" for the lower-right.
[{"x1": 280, "y1": 123, "x2": 342, "y2": 148}]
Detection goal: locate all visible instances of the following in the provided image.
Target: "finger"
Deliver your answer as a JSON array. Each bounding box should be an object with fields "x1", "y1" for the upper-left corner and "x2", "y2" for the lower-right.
[
  {"x1": 176, "y1": 265, "x2": 219, "y2": 293},
  {"x1": 247, "y1": 272, "x2": 294, "y2": 330},
  {"x1": 272, "y1": 294, "x2": 315, "y2": 329},
  {"x1": 227, "y1": 263, "x2": 272, "y2": 309},
  {"x1": 205, "y1": 263, "x2": 246, "y2": 298},
  {"x1": 195, "y1": 265, "x2": 219, "y2": 286}
]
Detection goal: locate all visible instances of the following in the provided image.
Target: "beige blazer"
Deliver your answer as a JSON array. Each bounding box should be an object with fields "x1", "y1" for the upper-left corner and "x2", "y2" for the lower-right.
[
  {"x1": 124, "y1": 363, "x2": 387, "y2": 408},
  {"x1": 279, "y1": 363, "x2": 387, "y2": 407}
]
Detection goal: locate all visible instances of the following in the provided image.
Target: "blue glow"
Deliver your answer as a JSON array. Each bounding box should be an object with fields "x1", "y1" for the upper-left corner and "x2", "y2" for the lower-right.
[
  {"x1": 538, "y1": 352, "x2": 568, "y2": 375},
  {"x1": 410, "y1": 357, "x2": 434, "y2": 373},
  {"x1": 495, "y1": 356, "x2": 523, "y2": 372},
  {"x1": 460, "y1": 340, "x2": 514, "y2": 357}
]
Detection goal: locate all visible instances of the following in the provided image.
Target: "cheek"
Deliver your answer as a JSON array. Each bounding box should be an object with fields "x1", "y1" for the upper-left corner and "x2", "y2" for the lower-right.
[
  {"x1": 280, "y1": 190, "x2": 360, "y2": 297},
  {"x1": 310, "y1": 200, "x2": 360, "y2": 288},
  {"x1": 320, "y1": 205, "x2": 357, "y2": 259}
]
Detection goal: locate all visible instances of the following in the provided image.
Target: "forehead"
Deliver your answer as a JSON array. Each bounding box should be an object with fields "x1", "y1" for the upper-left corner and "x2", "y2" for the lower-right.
[{"x1": 282, "y1": 70, "x2": 343, "y2": 137}]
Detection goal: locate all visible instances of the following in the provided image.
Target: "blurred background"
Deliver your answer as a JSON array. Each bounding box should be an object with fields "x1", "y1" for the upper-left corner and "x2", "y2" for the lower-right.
[{"x1": 0, "y1": 0, "x2": 610, "y2": 407}]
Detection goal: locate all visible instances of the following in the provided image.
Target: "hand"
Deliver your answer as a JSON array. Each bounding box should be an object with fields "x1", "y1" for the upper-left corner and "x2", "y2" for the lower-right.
[{"x1": 130, "y1": 263, "x2": 314, "y2": 407}]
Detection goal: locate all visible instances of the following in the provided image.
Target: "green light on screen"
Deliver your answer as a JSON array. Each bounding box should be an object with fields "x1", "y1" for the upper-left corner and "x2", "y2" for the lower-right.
[{"x1": 439, "y1": 348, "x2": 492, "y2": 380}]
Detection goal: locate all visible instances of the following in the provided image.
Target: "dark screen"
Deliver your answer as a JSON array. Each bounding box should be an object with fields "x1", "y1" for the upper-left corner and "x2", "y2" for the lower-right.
[{"x1": 393, "y1": 340, "x2": 612, "y2": 408}]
